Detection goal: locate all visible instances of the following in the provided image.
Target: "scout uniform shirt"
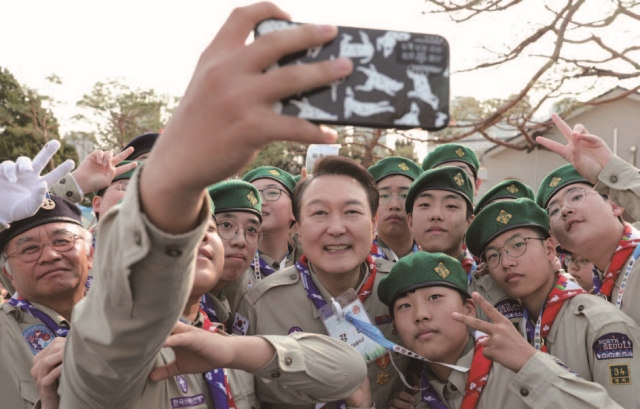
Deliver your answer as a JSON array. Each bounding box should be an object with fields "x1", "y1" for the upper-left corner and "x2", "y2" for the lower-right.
[
  {"x1": 468, "y1": 272, "x2": 524, "y2": 330},
  {"x1": 0, "y1": 301, "x2": 70, "y2": 407},
  {"x1": 412, "y1": 337, "x2": 624, "y2": 409},
  {"x1": 236, "y1": 262, "x2": 408, "y2": 409},
  {"x1": 49, "y1": 174, "x2": 84, "y2": 204},
  {"x1": 595, "y1": 155, "x2": 640, "y2": 221}
]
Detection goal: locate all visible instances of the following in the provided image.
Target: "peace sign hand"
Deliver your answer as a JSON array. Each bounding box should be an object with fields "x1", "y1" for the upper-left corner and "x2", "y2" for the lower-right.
[
  {"x1": 452, "y1": 292, "x2": 536, "y2": 373},
  {"x1": 537, "y1": 113, "x2": 613, "y2": 184}
]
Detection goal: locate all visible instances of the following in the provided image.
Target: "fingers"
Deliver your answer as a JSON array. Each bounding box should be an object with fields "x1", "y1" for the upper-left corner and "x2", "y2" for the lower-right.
[
  {"x1": 40, "y1": 364, "x2": 63, "y2": 387},
  {"x1": 207, "y1": 2, "x2": 291, "y2": 55},
  {"x1": 551, "y1": 113, "x2": 573, "y2": 141},
  {"x1": 149, "y1": 362, "x2": 179, "y2": 382},
  {"x1": 300, "y1": 167, "x2": 308, "y2": 180},
  {"x1": 113, "y1": 161, "x2": 138, "y2": 178},
  {"x1": 244, "y1": 23, "x2": 338, "y2": 72},
  {"x1": 573, "y1": 123, "x2": 588, "y2": 135},
  {"x1": 2, "y1": 160, "x2": 17, "y2": 183},
  {"x1": 260, "y1": 57, "x2": 352, "y2": 102},
  {"x1": 102, "y1": 150, "x2": 113, "y2": 167},
  {"x1": 452, "y1": 311, "x2": 493, "y2": 334},
  {"x1": 41, "y1": 160, "x2": 75, "y2": 188},
  {"x1": 471, "y1": 292, "x2": 509, "y2": 324},
  {"x1": 112, "y1": 147, "x2": 134, "y2": 165},
  {"x1": 16, "y1": 157, "x2": 34, "y2": 173},
  {"x1": 31, "y1": 140, "x2": 61, "y2": 174},
  {"x1": 90, "y1": 150, "x2": 105, "y2": 166},
  {"x1": 536, "y1": 136, "x2": 570, "y2": 159}
]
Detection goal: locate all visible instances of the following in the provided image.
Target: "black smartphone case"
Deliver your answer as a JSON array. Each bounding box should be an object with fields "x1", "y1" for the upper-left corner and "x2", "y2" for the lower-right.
[{"x1": 255, "y1": 19, "x2": 450, "y2": 131}]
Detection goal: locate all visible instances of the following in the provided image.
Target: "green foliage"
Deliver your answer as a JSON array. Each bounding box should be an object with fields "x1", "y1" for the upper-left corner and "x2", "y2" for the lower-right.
[{"x1": 241, "y1": 142, "x2": 307, "y2": 176}]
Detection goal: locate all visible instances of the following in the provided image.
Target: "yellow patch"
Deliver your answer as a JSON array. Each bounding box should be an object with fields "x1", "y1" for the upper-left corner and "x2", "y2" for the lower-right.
[
  {"x1": 246, "y1": 191, "x2": 258, "y2": 207},
  {"x1": 398, "y1": 162, "x2": 410, "y2": 171},
  {"x1": 609, "y1": 364, "x2": 631, "y2": 385},
  {"x1": 454, "y1": 172, "x2": 465, "y2": 187},
  {"x1": 455, "y1": 148, "x2": 466, "y2": 157},
  {"x1": 268, "y1": 170, "x2": 280, "y2": 176},
  {"x1": 549, "y1": 177, "x2": 562, "y2": 188},
  {"x1": 496, "y1": 210, "x2": 513, "y2": 225},
  {"x1": 434, "y1": 262, "x2": 450, "y2": 279},
  {"x1": 506, "y1": 184, "x2": 519, "y2": 194}
]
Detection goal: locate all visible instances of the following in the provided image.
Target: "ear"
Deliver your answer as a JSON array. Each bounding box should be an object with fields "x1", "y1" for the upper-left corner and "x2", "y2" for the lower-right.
[
  {"x1": 2, "y1": 265, "x2": 14, "y2": 285},
  {"x1": 92, "y1": 195, "x2": 102, "y2": 215},
  {"x1": 474, "y1": 178, "x2": 482, "y2": 196},
  {"x1": 464, "y1": 297, "x2": 477, "y2": 318},
  {"x1": 610, "y1": 202, "x2": 624, "y2": 218},
  {"x1": 86, "y1": 244, "x2": 95, "y2": 270},
  {"x1": 407, "y1": 212, "x2": 413, "y2": 230},
  {"x1": 466, "y1": 213, "x2": 475, "y2": 228},
  {"x1": 543, "y1": 236, "x2": 557, "y2": 261}
]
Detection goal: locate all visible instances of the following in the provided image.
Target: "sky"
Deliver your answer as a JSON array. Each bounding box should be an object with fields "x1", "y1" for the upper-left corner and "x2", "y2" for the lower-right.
[{"x1": 2, "y1": 0, "x2": 636, "y2": 145}]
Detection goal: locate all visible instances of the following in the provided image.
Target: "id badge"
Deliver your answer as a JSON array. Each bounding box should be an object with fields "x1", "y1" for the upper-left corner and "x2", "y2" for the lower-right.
[{"x1": 318, "y1": 289, "x2": 387, "y2": 362}]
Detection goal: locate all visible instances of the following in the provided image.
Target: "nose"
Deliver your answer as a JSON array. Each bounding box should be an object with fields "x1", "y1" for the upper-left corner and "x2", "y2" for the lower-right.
[
  {"x1": 429, "y1": 206, "x2": 443, "y2": 221},
  {"x1": 38, "y1": 243, "x2": 63, "y2": 263},
  {"x1": 388, "y1": 197, "x2": 402, "y2": 210},
  {"x1": 500, "y1": 248, "x2": 517, "y2": 269},
  {"x1": 413, "y1": 300, "x2": 431, "y2": 322},
  {"x1": 229, "y1": 229, "x2": 246, "y2": 247},
  {"x1": 326, "y1": 213, "x2": 347, "y2": 236}
]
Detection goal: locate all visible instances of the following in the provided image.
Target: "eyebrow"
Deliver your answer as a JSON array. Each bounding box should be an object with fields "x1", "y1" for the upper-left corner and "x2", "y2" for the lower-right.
[
  {"x1": 13, "y1": 228, "x2": 73, "y2": 246},
  {"x1": 417, "y1": 192, "x2": 462, "y2": 201},
  {"x1": 485, "y1": 233, "x2": 524, "y2": 251},
  {"x1": 547, "y1": 187, "x2": 581, "y2": 208}
]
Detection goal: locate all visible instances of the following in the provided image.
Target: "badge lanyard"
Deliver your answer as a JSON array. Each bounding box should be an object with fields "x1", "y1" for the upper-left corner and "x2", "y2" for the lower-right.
[
  {"x1": 615, "y1": 245, "x2": 640, "y2": 309},
  {"x1": 8, "y1": 297, "x2": 69, "y2": 337}
]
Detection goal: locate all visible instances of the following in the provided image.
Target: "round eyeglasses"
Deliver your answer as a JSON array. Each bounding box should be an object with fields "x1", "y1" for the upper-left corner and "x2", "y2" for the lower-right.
[
  {"x1": 379, "y1": 190, "x2": 409, "y2": 206},
  {"x1": 481, "y1": 236, "x2": 545, "y2": 270},
  {"x1": 564, "y1": 255, "x2": 589, "y2": 270},
  {"x1": 6, "y1": 232, "x2": 84, "y2": 263},
  {"x1": 216, "y1": 220, "x2": 264, "y2": 245},
  {"x1": 258, "y1": 188, "x2": 288, "y2": 202},
  {"x1": 546, "y1": 188, "x2": 599, "y2": 224}
]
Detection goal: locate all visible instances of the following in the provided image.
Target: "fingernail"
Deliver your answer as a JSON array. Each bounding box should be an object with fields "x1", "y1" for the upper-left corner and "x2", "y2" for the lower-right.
[
  {"x1": 332, "y1": 57, "x2": 352, "y2": 74},
  {"x1": 317, "y1": 24, "x2": 337, "y2": 34}
]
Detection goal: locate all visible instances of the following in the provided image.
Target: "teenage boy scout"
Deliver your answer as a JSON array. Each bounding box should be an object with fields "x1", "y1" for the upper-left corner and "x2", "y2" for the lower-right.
[
  {"x1": 467, "y1": 198, "x2": 640, "y2": 408},
  {"x1": 92, "y1": 161, "x2": 139, "y2": 221},
  {"x1": 422, "y1": 143, "x2": 482, "y2": 195},
  {"x1": 242, "y1": 166, "x2": 302, "y2": 275},
  {"x1": 207, "y1": 180, "x2": 264, "y2": 323},
  {"x1": 237, "y1": 155, "x2": 406, "y2": 409},
  {"x1": 536, "y1": 164, "x2": 640, "y2": 326},
  {"x1": 380, "y1": 251, "x2": 625, "y2": 409},
  {"x1": 367, "y1": 157, "x2": 421, "y2": 272}
]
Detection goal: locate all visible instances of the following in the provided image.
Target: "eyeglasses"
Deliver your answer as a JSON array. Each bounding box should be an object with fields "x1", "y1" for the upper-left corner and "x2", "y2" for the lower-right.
[
  {"x1": 107, "y1": 181, "x2": 129, "y2": 193},
  {"x1": 379, "y1": 190, "x2": 409, "y2": 206},
  {"x1": 546, "y1": 188, "x2": 598, "y2": 224},
  {"x1": 6, "y1": 232, "x2": 85, "y2": 263},
  {"x1": 217, "y1": 220, "x2": 264, "y2": 245},
  {"x1": 481, "y1": 236, "x2": 545, "y2": 270},
  {"x1": 564, "y1": 255, "x2": 589, "y2": 270},
  {"x1": 259, "y1": 188, "x2": 288, "y2": 202}
]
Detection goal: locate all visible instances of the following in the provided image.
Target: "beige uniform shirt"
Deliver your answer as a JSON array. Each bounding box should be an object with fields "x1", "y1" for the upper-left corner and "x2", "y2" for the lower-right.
[
  {"x1": 236, "y1": 263, "x2": 407, "y2": 409},
  {"x1": 468, "y1": 273, "x2": 523, "y2": 330},
  {"x1": 49, "y1": 174, "x2": 83, "y2": 204},
  {"x1": 596, "y1": 156, "x2": 640, "y2": 221},
  {"x1": 413, "y1": 339, "x2": 624, "y2": 408},
  {"x1": 0, "y1": 302, "x2": 70, "y2": 408}
]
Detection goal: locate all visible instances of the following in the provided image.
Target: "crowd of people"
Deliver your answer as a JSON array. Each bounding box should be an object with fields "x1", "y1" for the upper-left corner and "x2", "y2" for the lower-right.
[{"x1": 1, "y1": 2, "x2": 639, "y2": 408}]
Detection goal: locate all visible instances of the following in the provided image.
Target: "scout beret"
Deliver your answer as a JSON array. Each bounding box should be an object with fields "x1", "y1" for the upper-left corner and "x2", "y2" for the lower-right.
[
  {"x1": 0, "y1": 195, "x2": 83, "y2": 252},
  {"x1": 421, "y1": 144, "x2": 480, "y2": 177},
  {"x1": 405, "y1": 166, "x2": 474, "y2": 214},
  {"x1": 207, "y1": 180, "x2": 262, "y2": 221},
  {"x1": 367, "y1": 157, "x2": 422, "y2": 183},
  {"x1": 474, "y1": 179, "x2": 535, "y2": 215},
  {"x1": 378, "y1": 251, "x2": 470, "y2": 311},
  {"x1": 243, "y1": 166, "x2": 297, "y2": 195},
  {"x1": 536, "y1": 164, "x2": 591, "y2": 209},
  {"x1": 466, "y1": 198, "x2": 550, "y2": 258},
  {"x1": 122, "y1": 132, "x2": 159, "y2": 160},
  {"x1": 293, "y1": 174, "x2": 302, "y2": 184}
]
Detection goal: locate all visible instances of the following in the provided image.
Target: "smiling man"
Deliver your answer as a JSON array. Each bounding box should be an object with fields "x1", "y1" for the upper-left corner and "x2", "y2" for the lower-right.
[
  {"x1": 467, "y1": 198, "x2": 640, "y2": 407},
  {"x1": 237, "y1": 155, "x2": 407, "y2": 409}
]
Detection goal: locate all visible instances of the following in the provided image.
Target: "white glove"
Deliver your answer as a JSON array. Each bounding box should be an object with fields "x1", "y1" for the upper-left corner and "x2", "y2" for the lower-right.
[{"x1": 0, "y1": 140, "x2": 75, "y2": 229}]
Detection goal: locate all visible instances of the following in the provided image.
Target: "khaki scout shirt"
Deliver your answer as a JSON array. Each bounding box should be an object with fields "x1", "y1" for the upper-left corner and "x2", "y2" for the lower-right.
[
  {"x1": 468, "y1": 273, "x2": 523, "y2": 330},
  {"x1": 49, "y1": 174, "x2": 83, "y2": 204},
  {"x1": 57, "y1": 169, "x2": 211, "y2": 408},
  {"x1": 0, "y1": 301, "x2": 70, "y2": 408},
  {"x1": 413, "y1": 339, "x2": 624, "y2": 408},
  {"x1": 596, "y1": 155, "x2": 640, "y2": 221},
  {"x1": 236, "y1": 263, "x2": 408, "y2": 409}
]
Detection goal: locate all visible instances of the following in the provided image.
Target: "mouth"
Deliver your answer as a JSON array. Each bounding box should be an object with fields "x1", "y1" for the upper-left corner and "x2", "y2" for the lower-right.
[
  {"x1": 324, "y1": 244, "x2": 352, "y2": 253},
  {"x1": 504, "y1": 273, "x2": 523, "y2": 284},
  {"x1": 38, "y1": 268, "x2": 70, "y2": 279},
  {"x1": 426, "y1": 227, "x2": 447, "y2": 234},
  {"x1": 197, "y1": 248, "x2": 212, "y2": 260},
  {"x1": 225, "y1": 253, "x2": 247, "y2": 261},
  {"x1": 261, "y1": 212, "x2": 270, "y2": 217},
  {"x1": 566, "y1": 219, "x2": 582, "y2": 232},
  {"x1": 415, "y1": 327, "x2": 438, "y2": 340},
  {"x1": 386, "y1": 214, "x2": 403, "y2": 222}
]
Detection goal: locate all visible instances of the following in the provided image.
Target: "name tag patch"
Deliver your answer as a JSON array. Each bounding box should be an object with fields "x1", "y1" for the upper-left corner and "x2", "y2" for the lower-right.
[
  {"x1": 231, "y1": 313, "x2": 249, "y2": 336},
  {"x1": 494, "y1": 299, "x2": 523, "y2": 320},
  {"x1": 171, "y1": 394, "x2": 206, "y2": 408},
  {"x1": 593, "y1": 333, "x2": 633, "y2": 360},
  {"x1": 609, "y1": 364, "x2": 631, "y2": 385}
]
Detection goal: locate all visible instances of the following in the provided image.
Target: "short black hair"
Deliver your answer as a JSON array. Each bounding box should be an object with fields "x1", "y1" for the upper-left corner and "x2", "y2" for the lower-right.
[{"x1": 293, "y1": 156, "x2": 379, "y2": 222}]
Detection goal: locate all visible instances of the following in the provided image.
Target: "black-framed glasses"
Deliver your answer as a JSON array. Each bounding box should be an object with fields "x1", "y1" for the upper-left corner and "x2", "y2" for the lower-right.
[
  {"x1": 258, "y1": 188, "x2": 288, "y2": 202},
  {"x1": 546, "y1": 188, "x2": 599, "y2": 224},
  {"x1": 379, "y1": 189, "x2": 409, "y2": 206},
  {"x1": 6, "y1": 232, "x2": 85, "y2": 263},
  {"x1": 217, "y1": 220, "x2": 264, "y2": 245},
  {"x1": 564, "y1": 255, "x2": 589, "y2": 270},
  {"x1": 482, "y1": 236, "x2": 545, "y2": 270}
]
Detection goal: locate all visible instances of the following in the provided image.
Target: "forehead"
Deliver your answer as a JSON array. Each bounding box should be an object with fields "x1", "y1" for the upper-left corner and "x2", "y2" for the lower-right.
[
  {"x1": 252, "y1": 178, "x2": 286, "y2": 190},
  {"x1": 548, "y1": 182, "x2": 593, "y2": 206},
  {"x1": 303, "y1": 174, "x2": 369, "y2": 205},
  {"x1": 377, "y1": 175, "x2": 413, "y2": 190},
  {"x1": 216, "y1": 212, "x2": 261, "y2": 225}
]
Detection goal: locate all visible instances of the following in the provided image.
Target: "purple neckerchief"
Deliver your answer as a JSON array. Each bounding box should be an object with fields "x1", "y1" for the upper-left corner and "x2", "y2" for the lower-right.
[
  {"x1": 420, "y1": 366, "x2": 448, "y2": 409},
  {"x1": 522, "y1": 309, "x2": 536, "y2": 344},
  {"x1": 8, "y1": 298, "x2": 69, "y2": 337},
  {"x1": 204, "y1": 367, "x2": 230, "y2": 409},
  {"x1": 199, "y1": 294, "x2": 220, "y2": 324},
  {"x1": 592, "y1": 266, "x2": 603, "y2": 294},
  {"x1": 371, "y1": 238, "x2": 419, "y2": 261}
]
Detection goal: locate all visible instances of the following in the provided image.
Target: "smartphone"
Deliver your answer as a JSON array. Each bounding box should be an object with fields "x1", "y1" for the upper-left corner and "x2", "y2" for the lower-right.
[{"x1": 255, "y1": 19, "x2": 450, "y2": 131}]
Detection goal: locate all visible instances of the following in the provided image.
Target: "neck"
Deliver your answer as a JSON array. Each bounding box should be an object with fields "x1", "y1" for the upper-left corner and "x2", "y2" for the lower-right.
[
  {"x1": 259, "y1": 229, "x2": 291, "y2": 263},
  {"x1": 378, "y1": 233, "x2": 414, "y2": 258},
  {"x1": 31, "y1": 290, "x2": 84, "y2": 322},
  {"x1": 590, "y1": 223, "x2": 626, "y2": 271},
  {"x1": 521, "y1": 271, "x2": 557, "y2": 318},
  {"x1": 428, "y1": 333, "x2": 471, "y2": 383},
  {"x1": 182, "y1": 295, "x2": 201, "y2": 322},
  {"x1": 311, "y1": 263, "x2": 364, "y2": 297},
  {"x1": 449, "y1": 245, "x2": 465, "y2": 261}
]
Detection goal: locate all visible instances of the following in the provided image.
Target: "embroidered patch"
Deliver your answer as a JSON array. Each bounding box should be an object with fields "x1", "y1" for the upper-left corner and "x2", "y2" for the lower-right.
[
  {"x1": 41, "y1": 198, "x2": 56, "y2": 210},
  {"x1": 375, "y1": 315, "x2": 393, "y2": 325},
  {"x1": 494, "y1": 299, "x2": 523, "y2": 320},
  {"x1": 455, "y1": 148, "x2": 465, "y2": 157},
  {"x1": 170, "y1": 394, "x2": 206, "y2": 408},
  {"x1": 556, "y1": 360, "x2": 579, "y2": 376},
  {"x1": 593, "y1": 333, "x2": 633, "y2": 360},
  {"x1": 288, "y1": 326, "x2": 303, "y2": 334},
  {"x1": 398, "y1": 162, "x2": 410, "y2": 171},
  {"x1": 268, "y1": 170, "x2": 281, "y2": 176},
  {"x1": 22, "y1": 324, "x2": 55, "y2": 355},
  {"x1": 352, "y1": 305, "x2": 361, "y2": 315},
  {"x1": 454, "y1": 172, "x2": 465, "y2": 186},
  {"x1": 549, "y1": 177, "x2": 562, "y2": 188},
  {"x1": 246, "y1": 191, "x2": 258, "y2": 207},
  {"x1": 434, "y1": 262, "x2": 450, "y2": 279},
  {"x1": 231, "y1": 313, "x2": 249, "y2": 336},
  {"x1": 609, "y1": 364, "x2": 631, "y2": 385},
  {"x1": 496, "y1": 210, "x2": 512, "y2": 224},
  {"x1": 506, "y1": 184, "x2": 519, "y2": 194},
  {"x1": 175, "y1": 375, "x2": 189, "y2": 393}
]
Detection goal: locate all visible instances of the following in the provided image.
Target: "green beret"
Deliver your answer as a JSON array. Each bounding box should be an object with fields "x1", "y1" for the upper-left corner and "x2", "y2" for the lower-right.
[
  {"x1": 466, "y1": 198, "x2": 550, "y2": 258},
  {"x1": 367, "y1": 157, "x2": 422, "y2": 183},
  {"x1": 378, "y1": 252, "x2": 470, "y2": 310},
  {"x1": 242, "y1": 166, "x2": 296, "y2": 195},
  {"x1": 293, "y1": 174, "x2": 302, "y2": 184},
  {"x1": 474, "y1": 179, "x2": 534, "y2": 215},
  {"x1": 405, "y1": 167, "x2": 474, "y2": 214},
  {"x1": 536, "y1": 164, "x2": 591, "y2": 209},
  {"x1": 207, "y1": 180, "x2": 262, "y2": 221},
  {"x1": 113, "y1": 161, "x2": 140, "y2": 183},
  {"x1": 422, "y1": 144, "x2": 480, "y2": 177}
]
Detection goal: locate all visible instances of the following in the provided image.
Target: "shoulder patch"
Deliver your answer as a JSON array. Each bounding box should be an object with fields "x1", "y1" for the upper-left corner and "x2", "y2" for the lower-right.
[
  {"x1": 23, "y1": 324, "x2": 55, "y2": 355},
  {"x1": 494, "y1": 298, "x2": 523, "y2": 320},
  {"x1": 243, "y1": 266, "x2": 300, "y2": 305},
  {"x1": 593, "y1": 333, "x2": 633, "y2": 360},
  {"x1": 232, "y1": 312, "x2": 249, "y2": 336},
  {"x1": 609, "y1": 364, "x2": 631, "y2": 385}
]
